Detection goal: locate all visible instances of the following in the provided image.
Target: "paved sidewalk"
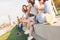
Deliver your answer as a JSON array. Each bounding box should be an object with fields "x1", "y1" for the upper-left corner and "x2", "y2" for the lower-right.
[
  {"x1": 0, "y1": 24, "x2": 16, "y2": 36},
  {"x1": 34, "y1": 16, "x2": 60, "y2": 40}
]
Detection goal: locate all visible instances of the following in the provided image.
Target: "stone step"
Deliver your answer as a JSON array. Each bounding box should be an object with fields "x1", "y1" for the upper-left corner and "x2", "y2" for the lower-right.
[{"x1": 34, "y1": 17, "x2": 60, "y2": 40}]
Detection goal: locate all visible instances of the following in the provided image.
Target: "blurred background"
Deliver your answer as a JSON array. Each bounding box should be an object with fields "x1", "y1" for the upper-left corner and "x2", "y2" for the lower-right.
[
  {"x1": 0, "y1": 0, "x2": 60, "y2": 40},
  {"x1": 0, "y1": 0, "x2": 60, "y2": 26},
  {"x1": 54, "y1": 0, "x2": 60, "y2": 14}
]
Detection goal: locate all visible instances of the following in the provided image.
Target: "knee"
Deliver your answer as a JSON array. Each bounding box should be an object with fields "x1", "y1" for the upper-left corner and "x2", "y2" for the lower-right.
[{"x1": 30, "y1": 21, "x2": 34, "y2": 26}]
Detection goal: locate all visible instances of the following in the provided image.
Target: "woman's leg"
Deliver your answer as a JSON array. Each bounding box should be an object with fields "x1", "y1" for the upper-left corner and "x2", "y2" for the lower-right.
[
  {"x1": 26, "y1": 19, "x2": 30, "y2": 30},
  {"x1": 29, "y1": 21, "x2": 34, "y2": 36},
  {"x1": 28, "y1": 21, "x2": 34, "y2": 40},
  {"x1": 24, "y1": 18, "x2": 30, "y2": 34}
]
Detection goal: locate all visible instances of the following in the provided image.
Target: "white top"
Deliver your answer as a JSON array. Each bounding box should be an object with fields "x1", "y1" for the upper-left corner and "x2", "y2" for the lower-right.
[
  {"x1": 30, "y1": 6, "x2": 37, "y2": 15},
  {"x1": 44, "y1": 1, "x2": 53, "y2": 13}
]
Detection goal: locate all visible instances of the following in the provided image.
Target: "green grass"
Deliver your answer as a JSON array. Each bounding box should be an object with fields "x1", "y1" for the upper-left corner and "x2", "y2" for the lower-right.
[
  {"x1": 0, "y1": 25, "x2": 28, "y2": 40},
  {"x1": 57, "y1": 10, "x2": 60, "y2": 14},
  {"x1": 57, "y1": 7, "x2": 60, "y2": 14},
  {"x1": 0, "y1": 31, "x2": 11, "y2": 40}
]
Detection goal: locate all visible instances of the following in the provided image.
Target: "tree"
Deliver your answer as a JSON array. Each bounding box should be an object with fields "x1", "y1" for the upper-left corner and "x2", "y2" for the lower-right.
[{"x1": 54, "y1": 0, "x2": 60, "y2": 7}]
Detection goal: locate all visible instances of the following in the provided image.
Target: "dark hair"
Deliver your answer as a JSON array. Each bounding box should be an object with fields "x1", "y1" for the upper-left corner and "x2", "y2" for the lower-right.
[
  {"x1": 30, "y1": 0, "x2": 35, "y2": 6},
  {"x1": 38, "y1": 0, "x2": 41, "y2": 1},
  {"x1": 22, "y1": 5, "x2": 27, "y2": 13},
  {"x1": 43, "y1": 0, "x2": 48, "y2": 2}
]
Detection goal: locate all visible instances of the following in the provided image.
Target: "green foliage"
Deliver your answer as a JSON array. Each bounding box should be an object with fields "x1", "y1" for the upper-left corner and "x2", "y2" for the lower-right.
[{"x1": 0, "y1": 25, "x2": 28, "y2": 40}]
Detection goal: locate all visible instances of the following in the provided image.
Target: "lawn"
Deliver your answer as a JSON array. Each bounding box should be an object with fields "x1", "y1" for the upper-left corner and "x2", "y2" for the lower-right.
[
  {"x1": 57, "y1": 7, "x2": 60, "y2": 14},
  {"x1": 0, "y1": 25, "x2": 28, "y2": 40},
  {"x1": 57, "y1": 10, "x2": 60, "y2": 14}
]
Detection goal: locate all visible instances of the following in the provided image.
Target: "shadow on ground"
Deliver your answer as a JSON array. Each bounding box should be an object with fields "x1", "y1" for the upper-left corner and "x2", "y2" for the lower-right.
[{"x1": 7, "y1": 25, "x2": 28, "y2": 40}]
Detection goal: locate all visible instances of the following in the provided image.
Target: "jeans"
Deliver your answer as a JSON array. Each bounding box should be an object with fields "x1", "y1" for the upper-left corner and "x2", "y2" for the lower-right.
[{"x1": 18, "y1": 23, "x2": 23, "y2": 32}]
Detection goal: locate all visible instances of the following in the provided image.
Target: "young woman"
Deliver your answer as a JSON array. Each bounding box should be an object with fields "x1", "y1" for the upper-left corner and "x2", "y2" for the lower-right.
[
  {"x1": 35, "y1": 0, "x2": 45, "y2": 23},
  {"x1": 27, "y1": 0, "x2": 38, "y2": 40},
  {"x1": 22, "y1": 5, "x2": 34, "y2": 40},
  {"x1": 43, "y1": 0, "x2": 57, "y2": 24}
]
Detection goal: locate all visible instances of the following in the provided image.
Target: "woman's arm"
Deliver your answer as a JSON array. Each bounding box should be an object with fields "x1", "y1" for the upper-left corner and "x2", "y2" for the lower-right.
[{"x1": 26, "y1": 4, "x2": 31, "y2": 18}]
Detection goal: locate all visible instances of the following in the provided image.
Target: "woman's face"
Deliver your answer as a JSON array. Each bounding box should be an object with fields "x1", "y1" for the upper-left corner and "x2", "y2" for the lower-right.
[
  {"x1": 22, "y1": 5, "x2": 27, "y2": 13},
  {"x1": 23, "y1": 6, "x2": 27, "y2": 11}
]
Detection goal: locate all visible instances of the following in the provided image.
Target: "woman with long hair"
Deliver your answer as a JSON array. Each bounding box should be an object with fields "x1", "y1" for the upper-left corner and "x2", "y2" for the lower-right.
[{"x1": 22, "y1": 4, "x2": 34, "y2": 40}]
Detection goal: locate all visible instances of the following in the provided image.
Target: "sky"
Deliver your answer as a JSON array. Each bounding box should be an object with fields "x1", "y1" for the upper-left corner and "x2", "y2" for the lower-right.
[
  {"x1": 0, "y1": 0, "x2": 18, "y2": 25},
  {"x1": 0, "y1": 0, "x2": 28, "y2": 25},
  {"x1": 0, "y1": 0, "x2": 38, "y2": 25}
]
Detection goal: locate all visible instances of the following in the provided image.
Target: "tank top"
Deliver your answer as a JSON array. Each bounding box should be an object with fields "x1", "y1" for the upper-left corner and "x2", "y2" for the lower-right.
[{"x1": 30, "y1": 5, "x2": 37, "y2": 16}]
